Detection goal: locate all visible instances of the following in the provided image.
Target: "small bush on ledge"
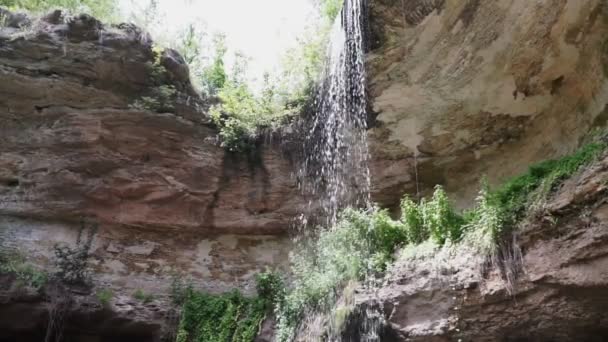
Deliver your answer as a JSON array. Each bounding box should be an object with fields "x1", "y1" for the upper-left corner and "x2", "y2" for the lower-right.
[
  {"x1": 129, "y1": 46, "x2": 178, "y2": 113},
  {"x1": 53, "y1": 220, "x2": 98, "y2": 285},
  {"x1": 96, "y1": 288, "x2": 113, "y2": 307}
]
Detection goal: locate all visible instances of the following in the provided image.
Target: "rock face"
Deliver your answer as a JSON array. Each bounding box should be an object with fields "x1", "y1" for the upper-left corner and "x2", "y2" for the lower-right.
[
  {"x1": 2, "y1": 0, "x2": 608, "y2": 340},
  {"x1": 0, "y1": 276, "x2": 175, "y2": 342},
  {"x1": 0, "y1": 11, "x2": 301, "y2": 302},
  {"x1": 349, "y1": 153, "x2": 608, "y2": 341},
  {"x1": 367, "y1": 0, "x2": 608, "y2": 207}
]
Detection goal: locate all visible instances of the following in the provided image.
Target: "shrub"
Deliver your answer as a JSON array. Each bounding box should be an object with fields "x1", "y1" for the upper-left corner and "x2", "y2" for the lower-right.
[
  {"x1": 96, "y1": 288, "x2": 113, "y2": 307},
  {"x1": 275, "y1": 207, "x2": 408, "y2": 341},
  {"x1": 133, "y1": 289, "x2": 154, "y2": 304},
  {"x1": 53, "y1": 220, "x2": 97, "y2": 285},
  {"x1": 492, "y1": 140, "x2": 607, "y2": 228},
  {"x1": 129, "y1": 84, "x2": 176, "y2": 113},
  {"x1": 170, "y1": 273, "x2": 193, "y2": 306},
  {"x1": 255, "y1": 269, "x2": 285, "y2": 306},
  {"x1": 400, "y1": 196, "x2": 426, "y2": 243},
  {"x1": 424, "y1": 186, "x2": 463, "y2": 244},
  {"x1": 129, "y1": 47, "x2": 178, "y2": 113},
  {"x1": 0, "y1": 251, "x2": 47, "y2": 290},
  {"x1": 175, "y1": 272, "x2": 281, "y2": 342},
  {"x1": 319, "y1": 0, "x2": 343, "y2": 22},
  {"x1": 463, "y1": 181, "x2": 503, "y2": 255},
  {"x1": 209, "y1": 74, "x2": 289, "y2": 152}
]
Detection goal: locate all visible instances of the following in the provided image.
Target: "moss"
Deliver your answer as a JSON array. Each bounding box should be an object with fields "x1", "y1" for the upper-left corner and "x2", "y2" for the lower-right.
[{"x1": 492, "y1": 140, "x2": 607, "y2": 227}]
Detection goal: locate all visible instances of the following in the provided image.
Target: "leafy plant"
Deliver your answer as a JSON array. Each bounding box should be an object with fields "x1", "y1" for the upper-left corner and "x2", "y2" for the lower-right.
[
  {"x1": 129, "y1": 47, "x2": 178, "y2": 113},
  {"x1": 129, "y1": 84, "x2": 177, "y2": 113},
  {"x1": 199, "y1": 33, "x2": 228, "y2": 95},
  {"x1": 175, "y1": 272, "x2": 281, "y2": 342},
  {"x1": 400, "y1": 196, "x2": 426, "y2": 243},
  {"x1": 255, "y1": 269, "x2": 285, "y2": 306},
  {"x1": 492, "y1": 141, "x2": 607, "y2": 227},
  {"x1": 463, "y1": 180, "x2": 503, "y2": 255},
  {"x1": 53, "y1": 220, "x2": 97, "y2": 285},
  {"x1": 170, "y1": 273, "x2": 193, "y2": 306},
  {"x1": 275, "y1": 207, "x2": 409, "y2": 341},
  {"x1": 96, "y1": 288, "x2": 113, "y2": 307},
  {"x1": 209, "y1": 74, "x2": 286, "y2": 152},
  {"x1": 0, "y1": 251, "x2": 47, "y2": 290},
  {"x1": 318, "y1": 0, "x2": 344, "y2": 22},
  {"x1": 133, "y1": 289, "x2": 155, "y2": 304},
  {"x1": 424, "y1": 186, "x2": 463, "y2": 244}
]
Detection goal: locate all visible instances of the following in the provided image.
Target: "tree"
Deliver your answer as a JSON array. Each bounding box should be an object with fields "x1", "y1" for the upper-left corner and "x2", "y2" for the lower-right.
[{"x1": 200, "y1": 33, "x2": 228, "y2": 95}]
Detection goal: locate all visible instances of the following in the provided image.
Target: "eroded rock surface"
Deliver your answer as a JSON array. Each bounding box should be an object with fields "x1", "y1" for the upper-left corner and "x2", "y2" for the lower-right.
[
  {"x1": 0, "y1": 10, "x2": 300, "y2": 299},
  {"x1": 367, "y1": 0, "x2": 608, "y2": 207},
  {"x1": 350, "y1": 153, "x2": 608, "y2": 341}
]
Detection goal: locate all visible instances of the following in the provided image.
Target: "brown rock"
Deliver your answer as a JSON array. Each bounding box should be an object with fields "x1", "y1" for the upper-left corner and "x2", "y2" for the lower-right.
[
  {"x1": 367, "y1": 0, "x2": 608, "y2": 208},
  {"x1": 0, "y1": 10, "x2": 300, "y2": 298}
]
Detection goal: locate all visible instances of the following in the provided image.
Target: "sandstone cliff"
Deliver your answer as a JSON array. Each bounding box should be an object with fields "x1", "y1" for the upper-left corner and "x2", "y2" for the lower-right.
[
  {"x1": 367, "y1": 0, "x2": 608, "y2": 207},
  {"x1": 0, "y1": 11, "x2": 301, "y2": 299}
]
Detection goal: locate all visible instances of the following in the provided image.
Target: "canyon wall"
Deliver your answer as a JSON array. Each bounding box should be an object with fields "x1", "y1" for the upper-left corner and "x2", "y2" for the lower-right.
[
  {"x1": 1, "y1": 0, "x2": 608, "y2": 339},
  {"x1": 367, "y1": 0, "x2": 608, "y2": 207},
  {"x1": 0, "y1": 13, "x2": 299, "y2": 297}
]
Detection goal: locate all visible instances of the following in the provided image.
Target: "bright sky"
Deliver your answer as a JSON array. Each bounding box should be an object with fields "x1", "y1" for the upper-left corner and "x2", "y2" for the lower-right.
[{"x1": 119, "y1": 0, "x2": 316, "y2": 85}]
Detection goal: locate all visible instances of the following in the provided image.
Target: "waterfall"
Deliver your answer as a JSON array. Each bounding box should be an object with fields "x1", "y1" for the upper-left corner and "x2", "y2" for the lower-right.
[
  {"x1": 294, "y1": 0, "x2": 386, "y2": 341},
  {"x1": 299, "y1": 0, "x2": 371, "y2": 228}
]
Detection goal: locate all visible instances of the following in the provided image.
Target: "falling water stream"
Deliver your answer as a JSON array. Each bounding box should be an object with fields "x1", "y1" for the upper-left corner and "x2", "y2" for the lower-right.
[
  {"x1": 297, "y1": 0, "x2": 385, "y2": 340},
  {"x1": 299, "y1": 0, "x2": 371, "y2": 227}
]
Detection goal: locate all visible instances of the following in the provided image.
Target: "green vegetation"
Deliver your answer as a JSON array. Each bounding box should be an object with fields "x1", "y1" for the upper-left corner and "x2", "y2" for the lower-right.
[
  {"x1": 133, "y1": 289, "x2": 155, "y2": 304},
  {"x1": 130, "y1": 84, "x2": 177, "y2": 113},
  {"x1": 209, "y1": 71, "x2": 286, "y2": 152},
  {"x1": 274, "y1": 207, "x2": 409, "y2": 341},
  {"x1": 53, "y1": 220, "x2": 97, "y2": 285},
  {"x1": 96, "y1": 288, "x2": 113, "y2": 307},
  {"x1": 201, "y1": 0, "x2": 345, "y2": 152},
  {"x1": 0, "y1": 0, "x2": 118, "y2": 20},
  {"x1": 274, "y1": 136, "x2": 608, "y2": 341},
  {"x1": 197, "y1": 33, "x2": 228, "y2": 95},
  {"x1": 175, "y1": 270, "x2": 283, "y2": 342},
  {"x1": 0, "y1": 251, "x2": 47, "y2": 290},
  {"x1": 129, "y1": 47, "x2": 178, "y2": 113},
  {"x1": 319, "y1": 0, "x2": 344, "y2": 22}
]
